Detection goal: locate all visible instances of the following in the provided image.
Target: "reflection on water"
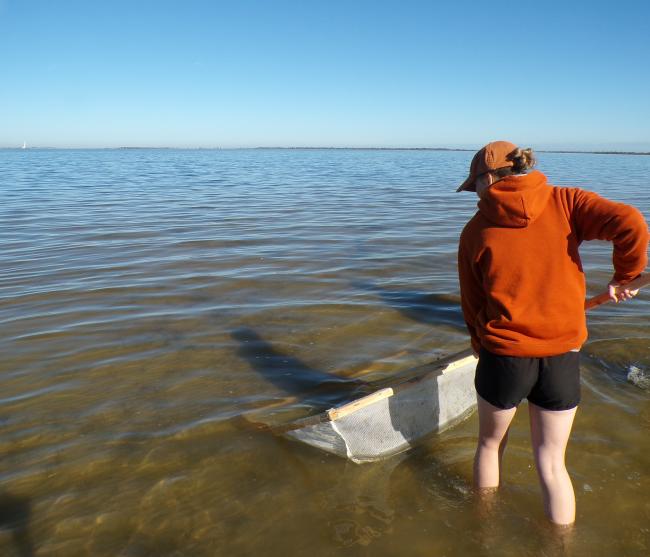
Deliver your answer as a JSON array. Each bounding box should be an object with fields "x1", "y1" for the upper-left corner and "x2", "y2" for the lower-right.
[{"x1": 1, "y1": 149, "x2": 648, "y2": 556}]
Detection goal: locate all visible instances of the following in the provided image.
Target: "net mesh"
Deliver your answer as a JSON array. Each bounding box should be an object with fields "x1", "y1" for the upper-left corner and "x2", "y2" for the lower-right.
[{"x1": 285, "y1": 357, "x2": 477, "y2": 462}]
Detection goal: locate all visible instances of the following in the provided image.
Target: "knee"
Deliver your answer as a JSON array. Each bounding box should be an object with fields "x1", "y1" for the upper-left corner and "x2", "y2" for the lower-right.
[
  {"x1": 477, "y1": 437, "x2": 502, "y2": 452},
  {"x1": 536, "y1": 455, "x2": 568, "y2": 481}
]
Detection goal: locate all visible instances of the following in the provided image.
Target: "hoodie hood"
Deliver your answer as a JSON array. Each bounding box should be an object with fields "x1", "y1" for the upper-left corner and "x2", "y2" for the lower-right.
[{"x1": 477, "y1": 170, "x2": 552, "y2": 228}]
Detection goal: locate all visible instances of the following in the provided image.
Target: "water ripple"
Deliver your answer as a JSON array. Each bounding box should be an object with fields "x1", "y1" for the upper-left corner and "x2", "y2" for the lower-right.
[{"x1": 0, "y1": 148, "x2": 649, "y2": 557}]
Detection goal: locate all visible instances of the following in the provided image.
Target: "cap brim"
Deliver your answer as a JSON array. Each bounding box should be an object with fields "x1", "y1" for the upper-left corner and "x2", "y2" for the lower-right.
[{"x1": 456, "y1": 176, "x2": 476, "y2": 192}]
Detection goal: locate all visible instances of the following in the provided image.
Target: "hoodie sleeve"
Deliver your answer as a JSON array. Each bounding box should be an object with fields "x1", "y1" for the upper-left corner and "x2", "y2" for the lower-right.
[
  {"x1": 571, "y1": 189, "x2": 649, "y2": 282},
  {"x1": 458, "y1": 232, "x2": 484, "y2": 354}
]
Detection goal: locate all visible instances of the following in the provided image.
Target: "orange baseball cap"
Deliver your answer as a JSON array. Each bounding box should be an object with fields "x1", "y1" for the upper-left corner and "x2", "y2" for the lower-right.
[{"x1": 456, "y1": 140, "x2": 518, "y2": 192}]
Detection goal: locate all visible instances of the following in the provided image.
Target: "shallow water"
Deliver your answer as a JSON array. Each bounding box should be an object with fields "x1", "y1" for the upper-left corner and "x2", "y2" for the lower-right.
[{"x1": 1, "y1": 148, "x2": 649, "y2": 556}]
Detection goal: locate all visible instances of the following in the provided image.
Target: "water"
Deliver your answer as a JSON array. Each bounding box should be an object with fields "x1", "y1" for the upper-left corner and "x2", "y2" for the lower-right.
[{"x1": 1, "y1": 148, "x2": 649, "y2": 556}]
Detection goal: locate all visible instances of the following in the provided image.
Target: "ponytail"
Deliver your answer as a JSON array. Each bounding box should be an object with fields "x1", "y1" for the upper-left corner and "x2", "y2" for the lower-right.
[{"x1": 507, "y1": 147, "x2": 536, "y2": 174}]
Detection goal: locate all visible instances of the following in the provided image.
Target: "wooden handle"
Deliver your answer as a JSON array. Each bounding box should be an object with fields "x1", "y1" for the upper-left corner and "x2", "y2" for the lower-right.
[{"x1": 585, "y1": 274, "x2": 650, "y2": 311}]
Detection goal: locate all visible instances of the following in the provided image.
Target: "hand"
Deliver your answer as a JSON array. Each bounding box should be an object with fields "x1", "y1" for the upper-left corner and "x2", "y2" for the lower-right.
[{"x1": 607, "y1": 278, "x2": 640, "y2": 303}]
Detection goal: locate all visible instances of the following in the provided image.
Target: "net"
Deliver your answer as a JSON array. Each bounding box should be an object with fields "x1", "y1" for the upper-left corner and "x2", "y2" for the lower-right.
[{"x1": 280, "y1": 350, "x2": 478, "y2": 463}]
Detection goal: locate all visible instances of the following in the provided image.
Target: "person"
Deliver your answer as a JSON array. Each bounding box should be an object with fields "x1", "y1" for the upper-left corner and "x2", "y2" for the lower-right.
[{"x1": 456, "y1": 140, "x2": 649, "y2": 526}]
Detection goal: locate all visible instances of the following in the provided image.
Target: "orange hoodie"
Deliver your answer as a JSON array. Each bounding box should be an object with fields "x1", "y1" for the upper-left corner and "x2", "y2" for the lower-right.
[{"x1": 458, "y1": 170, "x2": 649, "y2": 357}]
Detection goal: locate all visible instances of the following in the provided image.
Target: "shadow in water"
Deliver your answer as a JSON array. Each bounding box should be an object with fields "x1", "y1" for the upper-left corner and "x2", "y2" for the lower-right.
[
  {"x1": 352, "y1": 279, "x2": 467, "y2": 331},
  {"x1": 0, "y1": 493, "x2": 34, "y2": 557},
  {"x1": 387, "y1": 370, "x2": 440, "y2": 443},
  {"x1": 231, "y1": 327, "x2": 369, "y2": 408}
]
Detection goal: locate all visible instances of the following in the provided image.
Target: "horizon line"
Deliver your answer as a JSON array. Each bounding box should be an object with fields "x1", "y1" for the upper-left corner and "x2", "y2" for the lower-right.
[{"x1": 2, "y1": 146, "x2": 650, "y2": 156}]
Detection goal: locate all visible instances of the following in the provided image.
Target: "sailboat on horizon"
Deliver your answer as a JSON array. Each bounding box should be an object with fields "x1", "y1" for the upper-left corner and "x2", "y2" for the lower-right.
[{"x1": 22, "y1": 141, "x2": 27, "y2": 149}]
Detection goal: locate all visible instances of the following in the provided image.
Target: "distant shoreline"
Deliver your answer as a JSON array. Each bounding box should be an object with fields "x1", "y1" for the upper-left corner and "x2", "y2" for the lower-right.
[
  {"x1": 253, "y1": 147, "x2": 650, "y2": 156},
  {"x1": 3, "y1": 146, "x2": 650, "y2": 155}
]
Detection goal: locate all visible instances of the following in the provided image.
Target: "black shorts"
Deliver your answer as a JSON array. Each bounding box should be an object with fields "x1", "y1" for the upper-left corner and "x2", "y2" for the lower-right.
[{"x1": 475, "y1": 347, "x2": 581, "y2": 411}]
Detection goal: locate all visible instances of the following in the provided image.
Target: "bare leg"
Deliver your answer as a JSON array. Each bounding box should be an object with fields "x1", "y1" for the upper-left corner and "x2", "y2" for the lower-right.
[
  {"x1": 498, "y1": 427, "x2": 509, "y2": 483},
  {"x1": 474, "y1": 394, "x2": 517, "y2": 490},
  {"x1": 529, "y1": 402, "x2": 577, "y2": 526}
]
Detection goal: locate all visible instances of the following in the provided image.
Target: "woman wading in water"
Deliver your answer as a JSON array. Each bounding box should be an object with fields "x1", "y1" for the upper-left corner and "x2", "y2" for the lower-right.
[{"x1": 457, "y1": 141, "x2": 648, "y2": 526}]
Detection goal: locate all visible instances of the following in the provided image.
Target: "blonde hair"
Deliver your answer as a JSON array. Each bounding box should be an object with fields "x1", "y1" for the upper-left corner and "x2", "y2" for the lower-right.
[{"x1": 506, "y1": 147, "x2": 536, "y2": 174}]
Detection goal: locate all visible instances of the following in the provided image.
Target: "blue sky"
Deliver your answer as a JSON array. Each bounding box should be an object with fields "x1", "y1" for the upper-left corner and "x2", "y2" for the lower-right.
[{"x1": 1, "y1": 0, "x2": 649, "y2": 149}]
